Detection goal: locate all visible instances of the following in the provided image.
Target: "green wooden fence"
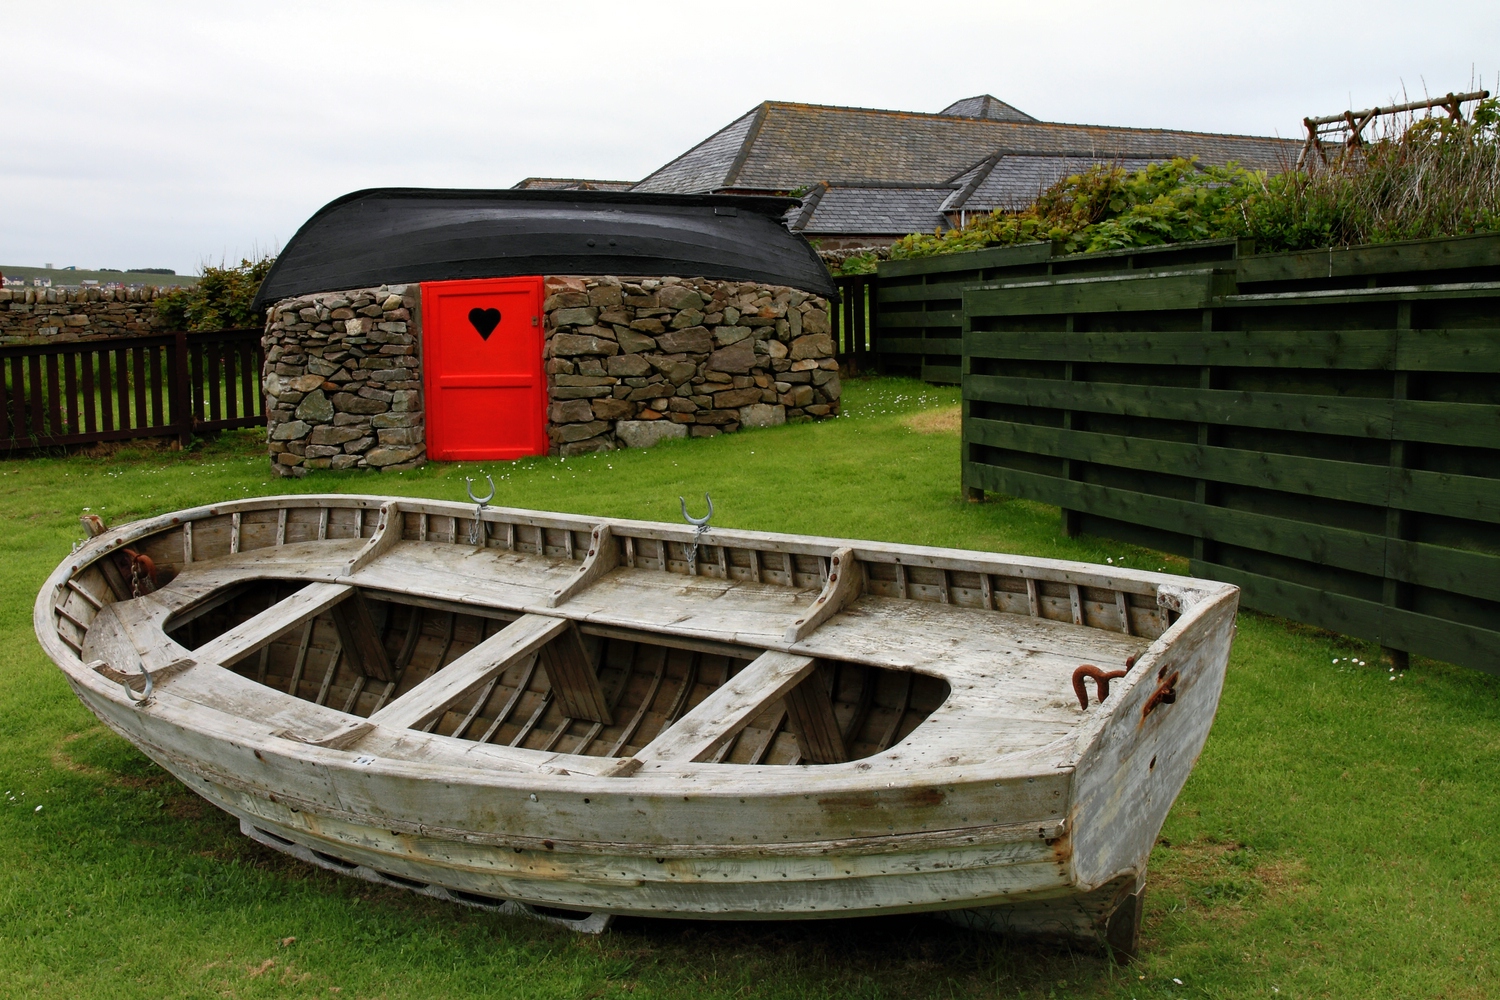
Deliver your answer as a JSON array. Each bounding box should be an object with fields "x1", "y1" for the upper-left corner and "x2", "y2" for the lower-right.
[{"x1": 957, "y1": 233, "x2": 1500, "y2": 674}]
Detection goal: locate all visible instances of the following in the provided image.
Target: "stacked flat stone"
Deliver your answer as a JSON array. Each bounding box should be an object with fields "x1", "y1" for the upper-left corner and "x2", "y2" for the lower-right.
[
  {"x1": 0, "y1": 285, "x2": 167, "y2": 345},
  {"x1": 262, "y1": 285, "x2": 423, "y2": 476},
  {"x1": 544, "y1": 275, "x2": 837, "y2": 457}
]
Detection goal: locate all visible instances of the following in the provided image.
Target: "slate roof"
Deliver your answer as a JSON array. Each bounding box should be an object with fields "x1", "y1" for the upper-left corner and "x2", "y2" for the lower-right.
[
  {"x1": 791, "y1": 183, "x2": 954, "y2": 236},
  {"x1": 633, "y1": 97, "x2": 1298, "y2": 195}
]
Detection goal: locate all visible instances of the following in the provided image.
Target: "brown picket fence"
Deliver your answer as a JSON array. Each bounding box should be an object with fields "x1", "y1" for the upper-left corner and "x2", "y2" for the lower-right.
[{"x1": 0, "y1": 328, "x2": 264, "y2": 451}]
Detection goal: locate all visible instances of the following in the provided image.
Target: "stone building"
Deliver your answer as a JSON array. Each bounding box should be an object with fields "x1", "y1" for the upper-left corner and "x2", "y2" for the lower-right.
[{"x1": 253, "y1": 189, "x2": 838, "y2": 475}]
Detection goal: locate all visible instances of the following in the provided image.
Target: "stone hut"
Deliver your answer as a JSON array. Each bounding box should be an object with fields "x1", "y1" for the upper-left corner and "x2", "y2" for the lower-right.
[{"x1": 254, "y1": 189, "x2": 837, "y2": 475}]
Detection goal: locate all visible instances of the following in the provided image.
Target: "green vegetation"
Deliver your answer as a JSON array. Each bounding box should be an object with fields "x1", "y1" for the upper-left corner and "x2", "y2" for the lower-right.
[
  {"x1": 2, "y1": 378, "x2": 1496, "y2": 998},
  {"x1": 154, "y1": 255, "x2": 275, "y2": 331},
  {"x1": 893, "y1": 97, "x2": 1500, "y2": 259}
]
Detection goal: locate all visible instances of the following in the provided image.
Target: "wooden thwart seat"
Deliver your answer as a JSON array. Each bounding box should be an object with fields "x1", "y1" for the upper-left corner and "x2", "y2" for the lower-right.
[
  {"x1": 189, "y1": 582, "x2": 354, "y2": 669},
  {"x1": 369, "y1": 614, "x2": 612, "y2": 732},
  {"x1": 619, "y1": 650, "x2": 817, "y2": 768}
]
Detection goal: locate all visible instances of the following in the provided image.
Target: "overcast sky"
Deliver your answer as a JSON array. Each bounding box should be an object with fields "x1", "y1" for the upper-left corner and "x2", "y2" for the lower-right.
[{"x1": 3, "y1": 0, "x2": 1496, "y2": 275}]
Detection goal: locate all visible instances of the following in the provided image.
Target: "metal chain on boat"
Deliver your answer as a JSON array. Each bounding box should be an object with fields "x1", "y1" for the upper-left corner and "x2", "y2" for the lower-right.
[
  {"x1": 679, "y1": 494, "x2": 713, "y2": 570},
  {"x1": 465, "y1": 475, "x2": 495, "y2": 547}
]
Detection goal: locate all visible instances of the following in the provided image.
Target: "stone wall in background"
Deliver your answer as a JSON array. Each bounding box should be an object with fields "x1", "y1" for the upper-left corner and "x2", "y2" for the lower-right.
[
  {"x1": 262, "y1": 284, "x2": 424, "y2": 476},
  {"x1": 0, "y1": 286, "x2": 170, "y2": 344},
  {"x1": 543, "y1": 275, "x2": 837, "y2": 456}
]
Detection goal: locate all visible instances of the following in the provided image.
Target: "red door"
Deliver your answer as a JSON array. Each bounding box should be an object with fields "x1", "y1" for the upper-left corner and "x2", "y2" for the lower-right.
[{"x1": 422, "y1": 277, "x2": 548, "y2": 460}]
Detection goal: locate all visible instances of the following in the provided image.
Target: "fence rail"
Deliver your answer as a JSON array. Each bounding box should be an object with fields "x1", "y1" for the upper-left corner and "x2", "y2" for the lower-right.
[{"x1": 1, "y1": 328, "x2": 264, "y2": 452}]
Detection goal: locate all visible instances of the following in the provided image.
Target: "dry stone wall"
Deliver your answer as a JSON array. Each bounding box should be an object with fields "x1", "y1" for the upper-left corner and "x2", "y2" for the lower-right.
[
  {"x1": 543, "y1": 275, "x2": 837, "y2": 457},
  {"x1": 0, "y1": 286, "x2": 171, "y2": 344},
  {"x1": 262, "y1": 284, "x2": 423, "y2": 476}
]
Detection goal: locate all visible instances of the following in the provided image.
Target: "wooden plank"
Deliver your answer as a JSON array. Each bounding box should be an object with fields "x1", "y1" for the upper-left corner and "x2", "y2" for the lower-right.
[
  {"x1": 1395, "y1": 328, "x2": 1500, "y2": 372},
  {"x1": 783, "y1": 665, "x2": 848, "y2": 764},
  {"x1": 539, "y1": 622, "x2": 612, "y2": 724},
  {"x1": 965, "y1": 270, "x2": 1229, "y2": 318},
  {"x1": 878, "y1": 309, "x2": 964, "y2": 328},
  {"x1": 964, "y1": 374, "x2": 1395, "y2": 440},
  {"x1": 876, "y1": 239, "x2": 1056, "y2": 279},
  {"x1": 368, "y1": 614, "x2": 571, "y2": 732},
  {"x1": 190, "y1": 582, "x2": 353, "y2": 669},
  {"x1": 1236, "y1": 233, "x2": 1500, "y2": 284},
  {"x1": 965, "y1": 462, "x2": 1388, "y2": 578},
  {"x1": 1201, "y1": 561, "x2": 1500, "y2": 676},
  {"x1": 629, "y1": 651, "x2": 817, "y2": 765},
  {"x1": 328, "y1": 589, "x2": 395, "y2": 682},
  {"x1": 546, "y1": 524, "x2": 618, "y2": 607},
  {"x1": 784, "y1": 547, "x2": 862, "y2": 643},
  {"x1": 966, "y1": 418, "x2": 1394, "y2": 509},
  {"x1": 1395, "y1": 399, "x2": 1500, "y2": 450},
  {"x1": 965, "y1": 328, "x2": 1399, "y2": 370}
]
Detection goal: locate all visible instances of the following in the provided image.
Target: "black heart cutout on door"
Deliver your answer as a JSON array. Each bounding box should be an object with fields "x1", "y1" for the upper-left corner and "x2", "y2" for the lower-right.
[{"x1": 468, "y1": 307, "x2": 501, "y2": 340}]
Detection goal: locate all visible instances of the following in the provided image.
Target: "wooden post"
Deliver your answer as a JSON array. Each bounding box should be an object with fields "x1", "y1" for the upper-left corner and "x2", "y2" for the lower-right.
[{"x1": 171, "y1": 330, "x2": 191, "y2": 448}]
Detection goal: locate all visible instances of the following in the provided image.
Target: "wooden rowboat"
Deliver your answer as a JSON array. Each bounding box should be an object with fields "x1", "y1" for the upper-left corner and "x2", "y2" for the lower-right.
[{"x1": 35, "y1": 494, "x2": 1237, "y2": 954}]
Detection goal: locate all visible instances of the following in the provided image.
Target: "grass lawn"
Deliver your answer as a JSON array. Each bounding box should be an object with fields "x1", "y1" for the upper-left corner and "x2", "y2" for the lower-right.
[{"x1": 1, "y1": 377, "x2": 1495, "y2": 999}]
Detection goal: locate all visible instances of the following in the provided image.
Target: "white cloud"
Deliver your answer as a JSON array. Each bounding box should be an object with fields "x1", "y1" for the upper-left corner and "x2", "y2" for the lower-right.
[{"x1": 1, "y1": 0, "x2": 1495, "y2": 273}]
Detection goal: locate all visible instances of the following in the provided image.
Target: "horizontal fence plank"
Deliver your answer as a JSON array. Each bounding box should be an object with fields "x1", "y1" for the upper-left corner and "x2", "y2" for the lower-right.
[
  {"x1": 1196, "y1": 562, "x2": 1500, "y2": 674},
  {"x1": 966, "y1": 417, "x2": 1500, "y2": 526},
  {"x1": 964, "y1": 374, "x2": 1395, "y2": 439},
  {"x1": 1396, "y1": 329, "x2": 1500, "y2": 371},
  {"x1": 967, "y1": 418, "x2": 1392, "y2": 508},
  {"x1": 877, "y1": 240, "x2": 1057, "y2": 279},
  {"x1": 966, "y1": 271, "x2": 1231, "y2": 318},
  {"x1": 877, "y1": 283, "x2": 969, "y2": 304},
  {"x1": 1218, "y1": 281, "x2": 1500, "y2": 310},
  {"x1": 1394, "y1": 400, "x2": 1500, "y2": 450},
  {"x1": 1386, "y1": 539, "x2": 1500, "y2": 606},
  {"x1": 877, "y1": 309, "x2": 964, "y2": 328},
  {"x1": 965, "y1": 329, "x2": 1400, "y2": 370},
  {"x1": 964, "y1": 461, "x2": 1389, "y2": 579},
  {"x1": 1236, "y1": 233, "x2": 1500, "y2": 285}
]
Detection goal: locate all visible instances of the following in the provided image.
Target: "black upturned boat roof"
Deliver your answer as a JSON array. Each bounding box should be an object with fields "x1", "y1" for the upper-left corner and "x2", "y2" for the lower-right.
[{"x1": 252, "y1": 188, "x2": 836, "y2": 310}]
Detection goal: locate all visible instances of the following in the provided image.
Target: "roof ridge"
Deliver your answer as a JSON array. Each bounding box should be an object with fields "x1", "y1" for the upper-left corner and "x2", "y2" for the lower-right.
[
  {"x1": 722, "y1": 103, "x2": 770, "y2": 188},
  {"x1": 632, "y1": 104, "x2": 765, "y2": 191}
]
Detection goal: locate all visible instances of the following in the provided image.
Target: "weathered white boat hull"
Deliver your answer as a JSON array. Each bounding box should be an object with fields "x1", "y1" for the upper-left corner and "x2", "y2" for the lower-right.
[{"x1": 38, "y1": 495, "x2": 1238, "y2": 954}]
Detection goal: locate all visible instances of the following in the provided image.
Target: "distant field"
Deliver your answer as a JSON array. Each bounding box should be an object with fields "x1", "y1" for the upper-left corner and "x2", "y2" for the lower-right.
[{"x1": 1, "y1": 264, "x2": 197, "y2": 288}]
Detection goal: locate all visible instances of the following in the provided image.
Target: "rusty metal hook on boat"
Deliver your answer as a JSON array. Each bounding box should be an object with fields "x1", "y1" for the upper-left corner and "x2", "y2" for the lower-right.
[
  {"x1": 1072, "y1": 664, "x2": 1129, "y2": 710},
  {"x1": 464, "y1": 475, "x2": 495, "y2": 547},
  {"x1": 1141, "y1": 670, "x2": 1180, "y2": 719}
]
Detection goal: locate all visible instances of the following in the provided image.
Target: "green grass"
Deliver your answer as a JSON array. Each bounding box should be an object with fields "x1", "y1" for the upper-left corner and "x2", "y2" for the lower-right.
[{"x1": 1, "y1": 377, "x2": 1495, "y2": 999}]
